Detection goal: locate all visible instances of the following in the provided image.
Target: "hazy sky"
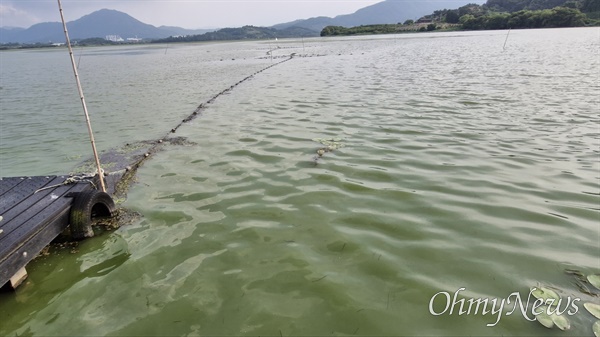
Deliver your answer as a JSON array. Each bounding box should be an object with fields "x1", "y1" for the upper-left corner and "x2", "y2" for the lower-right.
[{"x1": 0, "y1": 0, "x2": 386, "y2": 29}]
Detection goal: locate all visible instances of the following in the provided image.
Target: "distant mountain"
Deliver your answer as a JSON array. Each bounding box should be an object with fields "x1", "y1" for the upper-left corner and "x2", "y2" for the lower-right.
[
  {"x1": 0, "y1": 27, "x2": 25, "y2": 44},
  {"x1": 0, "y1": 27, "x2": 25, "y2": 31},
  {"x1": 0, "y1": 9, "x2": 213, "y2": 44},
  {"x1": 1, "y1": 1, "x2": 492, "y2": 44},
  {"x1": 273, "y1": 0, "x2": 486, "y2": 31},
  {"x1": 272, "y1": 17, "x2": 337, "y2": 32}
]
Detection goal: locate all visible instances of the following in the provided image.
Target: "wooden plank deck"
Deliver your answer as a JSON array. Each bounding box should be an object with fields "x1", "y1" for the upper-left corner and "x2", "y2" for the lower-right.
[
  {"x1": 0, "y1": 176, "x2": 95, "y2": 288},
  {"x1": 0, "y1": 139, "x2": 159, "y2": 290}
]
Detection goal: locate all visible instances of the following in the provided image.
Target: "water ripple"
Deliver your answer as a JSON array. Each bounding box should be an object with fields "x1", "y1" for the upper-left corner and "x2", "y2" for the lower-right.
[{"x1": 2, "y1": 29, "x2": 598, "y2": 337}]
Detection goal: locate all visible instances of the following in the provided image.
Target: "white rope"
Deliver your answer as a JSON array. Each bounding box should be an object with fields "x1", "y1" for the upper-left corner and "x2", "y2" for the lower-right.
[{"x1": 34, "y1": 172, "x2": 99, "y2": 194}]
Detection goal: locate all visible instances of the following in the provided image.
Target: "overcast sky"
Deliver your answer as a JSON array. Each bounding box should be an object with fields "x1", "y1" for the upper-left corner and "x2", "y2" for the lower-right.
[{"x1": 0, "y1": 0, "x2": 388, "y2": 29}]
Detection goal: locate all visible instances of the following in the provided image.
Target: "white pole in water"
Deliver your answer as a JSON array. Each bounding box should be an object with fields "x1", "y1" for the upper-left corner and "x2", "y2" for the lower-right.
[
  {"x1": 57, "y1": 0, "x2": 106, "y2": 192},
  {"x1": 503, "y1": 28, "x2": 511, "y2": 50}
]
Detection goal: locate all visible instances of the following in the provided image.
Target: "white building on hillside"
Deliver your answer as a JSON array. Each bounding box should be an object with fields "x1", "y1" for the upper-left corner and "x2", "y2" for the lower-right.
[{"x1": 105, "y1": 35, "x2": 124, "y2": 42}]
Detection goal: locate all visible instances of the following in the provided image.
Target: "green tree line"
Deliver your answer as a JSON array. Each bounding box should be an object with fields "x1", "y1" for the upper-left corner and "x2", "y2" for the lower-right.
[
  {"x1": 320, "y1": 25, "x2": 401, "y2": 36},
  {"x1": 155, "y1": 26, "x2": 316, "y2": 44},
  {"x1": 321, "y1": 0, "x2": 598, "y2": 36},
  {"x1": 459, "y1": 6, "x2": 588, "y2": 29},
  {"x1": 437, "y1": 0, "x2": 598, "y2": 27},
  {"x1": 486, "y1": 0, "x2": 599, "y2": 12}
]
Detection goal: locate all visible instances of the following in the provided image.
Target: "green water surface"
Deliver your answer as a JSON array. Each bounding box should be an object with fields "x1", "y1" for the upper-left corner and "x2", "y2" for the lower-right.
[{"x1": 0, "y1": 28, "x2": 598, "y2": 336}]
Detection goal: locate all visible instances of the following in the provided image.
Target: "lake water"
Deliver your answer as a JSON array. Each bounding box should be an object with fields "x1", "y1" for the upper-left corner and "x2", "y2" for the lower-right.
[{"x1": 0, "y1": 28, "x2": 598, "y2": 336}]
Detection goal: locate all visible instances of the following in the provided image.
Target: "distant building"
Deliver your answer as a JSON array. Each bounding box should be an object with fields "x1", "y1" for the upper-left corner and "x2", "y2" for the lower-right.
[
  {"x1": 105, "y1": 35, "x2": 124, "y2": 42},
  {"x1": 126, "y1": 37, "x2": 142, "y2": 42}
]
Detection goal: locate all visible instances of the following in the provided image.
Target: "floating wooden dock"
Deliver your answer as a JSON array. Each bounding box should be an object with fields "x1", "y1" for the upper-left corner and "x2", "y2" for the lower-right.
[
  {"x1": 0, "y1": 3, "x2": 117, "y2": 288},
  {"x1": 0, "y1": 175, "x2": 111, "y2": 289},
  {"x1": 0, "y1": 137, "x2": 162, "y2": 290},
  {"x1": 0, "y1": 39, "x2": 296, "y2": 290}
]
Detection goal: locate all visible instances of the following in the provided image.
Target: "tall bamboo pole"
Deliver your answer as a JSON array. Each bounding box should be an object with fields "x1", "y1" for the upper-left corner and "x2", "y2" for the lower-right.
[{"x1": 57, "y1": 0, "x2": 106, "y2": 192}]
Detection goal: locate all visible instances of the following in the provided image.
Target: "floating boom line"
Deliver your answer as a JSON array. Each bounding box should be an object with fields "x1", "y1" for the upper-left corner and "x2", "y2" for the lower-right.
[{"x1": 57, "y1": 0, "x2": 106, "y2": 192}]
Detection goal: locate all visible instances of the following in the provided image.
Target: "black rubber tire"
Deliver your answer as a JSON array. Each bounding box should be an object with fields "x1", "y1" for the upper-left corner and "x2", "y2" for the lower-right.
[{"x1": 69, "y1": 189, "x2": 116, "y2": 240}]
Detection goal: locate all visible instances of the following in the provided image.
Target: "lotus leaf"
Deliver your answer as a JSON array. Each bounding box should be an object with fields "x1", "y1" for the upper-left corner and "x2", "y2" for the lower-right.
[
  {"x1": 588, "y1": 274, "x2": 600, "y2": 291},
  {"x1": 550, "y1": 313, "x2": 570, "y2": 331},
  {"x1": 585, "y1": 302, "x2": 600, "y2": 319},
  {"x1": 531, "y1": 286, "x2": 561, "y2": 304},
  {"x1": 535, "y1": 306, "x2": 554, "y2": 329}
]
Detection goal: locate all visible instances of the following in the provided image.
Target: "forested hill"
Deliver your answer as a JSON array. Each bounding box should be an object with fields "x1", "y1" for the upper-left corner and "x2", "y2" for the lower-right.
[
  {"x1": 153, "y1": 26, "x2": 317, "y2": 44},
  {"x1": 486, "y1": 0, "x2": 599, "y2": 12},
  {"x1": 455, "y1": 0, "x2": 599, "y2": 30},
  {"x1": 321, "y1": 0, "x2": 599, "y2": 36}
]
